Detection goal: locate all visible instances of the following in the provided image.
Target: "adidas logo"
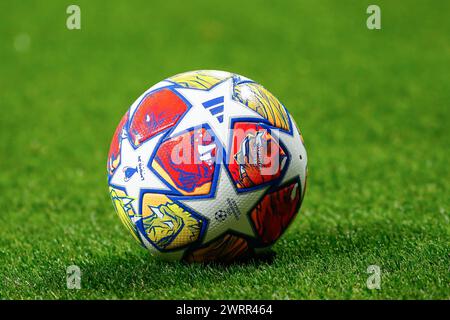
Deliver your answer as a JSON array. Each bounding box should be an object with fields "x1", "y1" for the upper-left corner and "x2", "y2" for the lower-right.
[{"x1": 202, "y1": 96, "x2": 224, "y2": 123}]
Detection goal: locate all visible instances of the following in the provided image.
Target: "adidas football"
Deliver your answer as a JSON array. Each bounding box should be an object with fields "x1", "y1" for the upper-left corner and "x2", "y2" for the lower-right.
[{"x1": 107, "y1": 70, "x2": 307, "y2": 262}]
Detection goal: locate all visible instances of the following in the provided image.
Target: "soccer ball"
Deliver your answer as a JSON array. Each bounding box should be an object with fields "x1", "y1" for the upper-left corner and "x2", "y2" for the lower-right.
[{"x1": 107, "y1": 70, "x2": 307, "y2": 262}]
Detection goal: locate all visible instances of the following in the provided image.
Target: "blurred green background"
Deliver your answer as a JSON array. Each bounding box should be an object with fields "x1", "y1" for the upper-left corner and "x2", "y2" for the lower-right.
[{"x1": 0, "y1": 0, "x2": 448, "y2": 299}]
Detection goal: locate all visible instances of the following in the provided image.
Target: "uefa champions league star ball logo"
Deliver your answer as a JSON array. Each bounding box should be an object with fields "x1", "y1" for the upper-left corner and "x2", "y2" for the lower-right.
[
  {"x1": 107, "y1": 70, "x2": 307, "y2": 262},
  {"x1": 214, "y1": 210, "x2": 228, "y2": 222}
]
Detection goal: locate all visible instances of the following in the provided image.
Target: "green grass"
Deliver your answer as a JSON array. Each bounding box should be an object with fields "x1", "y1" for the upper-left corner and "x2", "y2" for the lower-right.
[{"x1": 0, "y1": 0, "x2": 449, "y2": 299}]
